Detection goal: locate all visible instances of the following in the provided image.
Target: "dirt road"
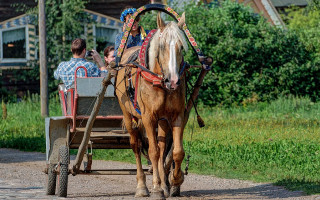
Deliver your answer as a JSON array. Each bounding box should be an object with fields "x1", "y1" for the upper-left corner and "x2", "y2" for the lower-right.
[{"x1": 0, "y1": 148, "x2": 318, "y2": 199}]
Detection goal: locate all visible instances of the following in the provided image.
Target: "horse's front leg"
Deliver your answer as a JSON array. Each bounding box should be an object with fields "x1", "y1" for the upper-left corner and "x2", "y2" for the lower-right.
[
  {"x1": 142, "y1": 116, "x2": 164, "y2": 199},
  {"x1": 158, "y1": 120, "x2": 170, "y2": 198},
  {"x1": 169, "y1": 114, "x2": 185, "y2": 197},
  {"x1": 122, "y1": 111, "x2": 149, "y2": 197}
]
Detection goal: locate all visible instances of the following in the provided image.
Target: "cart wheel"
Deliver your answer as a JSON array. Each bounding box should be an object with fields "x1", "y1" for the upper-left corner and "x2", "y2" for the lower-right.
[
  {"x1": 46, "y1": 164, "x2": 57, "y2": 195},
  {"x1": 58, "y1": 146, "x2": 69, "y2": 197}
]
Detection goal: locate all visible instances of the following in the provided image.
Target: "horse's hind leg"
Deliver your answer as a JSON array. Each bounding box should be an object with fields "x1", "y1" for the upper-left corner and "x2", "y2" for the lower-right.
[
  {"x1": 131, "y1": 127, "x2": 150, "y2": 197},
  {"x1": 122, "y1": 111, "x2": 149, "y2": 197},
  {"x1": 169, "y1": 115, "x2": 185, "y2": 197}
]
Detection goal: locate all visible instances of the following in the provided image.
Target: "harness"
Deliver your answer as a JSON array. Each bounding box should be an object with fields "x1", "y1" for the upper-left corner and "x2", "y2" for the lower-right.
[
  {"x1": 129, "y1": 29, "x2": 188, "y2": 110},
  {"x1": 114, "y1": 4, "x2": 213, "y2": 175}
]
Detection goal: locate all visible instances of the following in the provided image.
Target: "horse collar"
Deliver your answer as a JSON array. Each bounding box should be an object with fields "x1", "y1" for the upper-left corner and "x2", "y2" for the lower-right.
[{"x1": 139, "y1": 29, "x2": 157, "y2": 69}]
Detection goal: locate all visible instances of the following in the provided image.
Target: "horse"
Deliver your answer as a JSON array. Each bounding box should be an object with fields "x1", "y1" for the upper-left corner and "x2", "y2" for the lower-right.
[{"x1": 115, "y1": 12, "x2": 188, "y2": 198}]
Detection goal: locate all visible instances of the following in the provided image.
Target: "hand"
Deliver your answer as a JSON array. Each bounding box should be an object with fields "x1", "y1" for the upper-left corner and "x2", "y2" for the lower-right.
[
  {"x1": 91, "y1": 49, "x2": 101, "y2": 62},
  {"x1": 91, "y1": 49, "x2": 105, "y2": 69}
]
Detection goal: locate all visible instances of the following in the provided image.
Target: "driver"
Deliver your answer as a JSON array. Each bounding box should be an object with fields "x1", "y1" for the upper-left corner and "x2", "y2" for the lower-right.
[{"x1": 114, "y1": 7, "x2": 150, "y2": 56}]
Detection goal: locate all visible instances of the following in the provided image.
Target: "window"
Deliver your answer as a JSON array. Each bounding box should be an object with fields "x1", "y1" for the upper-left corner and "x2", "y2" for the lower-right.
[
  {"x1": 95, "y1": 26, "x2": 119, "y2": 53},
  {"x1": 2, "y1": 28, "x2": 26, "y2": 59}
]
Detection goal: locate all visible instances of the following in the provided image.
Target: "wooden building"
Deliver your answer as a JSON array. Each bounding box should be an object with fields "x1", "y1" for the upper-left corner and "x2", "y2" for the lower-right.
[
  {"x1": 238, "y1": 0, "x2": 286, "y2": 27},
  {"x1": 270, "y1": 0, "x2": 308, "y2": 13},
  {"x1": 0, "y1": 0, "x2": 149, "y2": 98}
]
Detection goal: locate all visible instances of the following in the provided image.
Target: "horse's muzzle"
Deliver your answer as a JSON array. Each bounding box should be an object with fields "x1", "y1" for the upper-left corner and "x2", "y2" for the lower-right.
[{"x1": 164, "y1": 77, "x2": 181, "y2": 90}]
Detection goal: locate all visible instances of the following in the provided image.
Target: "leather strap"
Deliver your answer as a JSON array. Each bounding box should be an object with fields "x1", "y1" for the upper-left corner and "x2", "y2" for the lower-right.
[{"x1": 134, "y1": 30, "x2": 161, "y2": 109}]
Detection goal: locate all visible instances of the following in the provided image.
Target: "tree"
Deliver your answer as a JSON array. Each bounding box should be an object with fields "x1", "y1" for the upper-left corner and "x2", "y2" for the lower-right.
[
  {"x1": 141, "y1": 1, "x2": 319, "y2": 106},
  {"x1": 285, "y1": 1, "x2": 320, "y2": 54},
  {"x1": 13, "y1": 0, "x2": 93, "y2": 95}
]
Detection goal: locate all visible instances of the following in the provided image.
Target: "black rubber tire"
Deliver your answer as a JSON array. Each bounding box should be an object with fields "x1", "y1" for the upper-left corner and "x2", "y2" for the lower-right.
[
  {"x1": 46, "y1": 164, "x2": 56, "y2": 195},
  {"x1": 58, "y1": 146, "x2": 69, "y2": 197}
]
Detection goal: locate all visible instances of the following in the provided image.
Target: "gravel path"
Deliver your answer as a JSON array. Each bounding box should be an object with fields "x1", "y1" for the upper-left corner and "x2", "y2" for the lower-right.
[{"x1": 0, "y1": 148, "x2": 318, "y2": 199}]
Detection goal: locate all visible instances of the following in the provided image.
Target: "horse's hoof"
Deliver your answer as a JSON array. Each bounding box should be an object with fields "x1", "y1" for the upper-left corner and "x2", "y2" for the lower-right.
[
  {"x1": 170, "y1": 185, "x2": 181, "y2": 197},
  {"x1": 169, "y1": 170, "x2": 184, "y2": 186},
  {"x1": 162, "y1": 186, "x2": 170, "y2": 198},
  {"x1": 135, "y1": 187, "x2": 150, "y2": 197},
  {"x1": 151, "y1": 190, "x2": 165, "y2": 200}
]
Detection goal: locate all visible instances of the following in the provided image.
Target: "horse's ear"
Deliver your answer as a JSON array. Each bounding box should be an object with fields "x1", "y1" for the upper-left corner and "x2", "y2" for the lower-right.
[
  {"x1": 157, "y1": 12, "x2": 165, "y2": 30},
  {"x1": 177, "y1": 12, "x2": 185, "y2": 29}
]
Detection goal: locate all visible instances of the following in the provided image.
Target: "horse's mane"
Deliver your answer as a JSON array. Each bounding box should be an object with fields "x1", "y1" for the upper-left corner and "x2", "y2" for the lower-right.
[{"x1": 148, "y1": 21, "x2": 188, "y2": 71}]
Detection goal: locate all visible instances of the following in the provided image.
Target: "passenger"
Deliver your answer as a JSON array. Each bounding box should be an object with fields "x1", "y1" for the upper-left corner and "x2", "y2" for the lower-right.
[
  {"x1": 104, "y1": 46, "x2": 115, "y2": 66},
  {"x1": 114, "y1": 7, "x2": 150, "y2": 56},
  {"x1": 54, "y1": 38, "x2": 107, "y2": 89},
  {"x1": 103, "y1": 46, "x2": 116, "y2": 76}
]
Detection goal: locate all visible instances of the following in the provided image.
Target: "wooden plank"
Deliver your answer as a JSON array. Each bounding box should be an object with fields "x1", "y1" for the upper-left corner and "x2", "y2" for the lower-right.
[
  {"x1": 78, "y1": 169, "x2": 151, "y2": 175},
  {"x1": 70, "y1": 131, "x2": 129, "y2": 139},
  {"x1": 75, "y1": 118, "x2": 123, "y2": 128},
  {"x1": 76, "y1": 97, "x2": 123, "y2": 116},
  {"x1": 75, "y1": 127, "x2": 126, "y2": 133},
  {"x1": 70, "y1": 143, "x2": 131, "y2": 149}
]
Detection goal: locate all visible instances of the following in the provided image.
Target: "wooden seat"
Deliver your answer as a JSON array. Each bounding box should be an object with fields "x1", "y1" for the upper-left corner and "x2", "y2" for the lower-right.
[{"x1": 75, "y1": 77, "x2": 123, "y2": 116}]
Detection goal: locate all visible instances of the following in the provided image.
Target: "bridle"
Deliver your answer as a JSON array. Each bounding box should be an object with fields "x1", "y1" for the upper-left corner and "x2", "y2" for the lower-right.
[
  {"x1": 130, "y1": 29, "x2": 187, "y2": 89},
  {"x1": 127, "y1": 29, "x2": 188, "y2": 109}
]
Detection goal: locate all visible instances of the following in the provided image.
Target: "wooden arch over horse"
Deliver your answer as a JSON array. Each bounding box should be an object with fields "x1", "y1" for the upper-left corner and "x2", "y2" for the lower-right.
[{"x1": 114, "y1": 4, "x2": 212, "y2": 199}]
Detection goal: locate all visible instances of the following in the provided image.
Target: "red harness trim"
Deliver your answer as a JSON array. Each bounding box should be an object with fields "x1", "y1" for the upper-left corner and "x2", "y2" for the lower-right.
[
  {"x1": 139, "y1": 29, "x2": 157, "y2": 69},
  {"x1": 141, "y1": 71, "x2": 162, "y2": 85},
  {"x1": 134, "y1": 29, "x2": 160, "y2": 109}
]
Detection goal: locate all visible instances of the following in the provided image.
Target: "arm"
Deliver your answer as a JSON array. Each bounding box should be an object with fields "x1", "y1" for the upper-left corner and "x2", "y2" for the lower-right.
[
  {"x1": 54, "y1": 63, "x2": 62, "y2": 80},
  {"x1": 114, "y1": 32, "x2": 123, "y2": 57},
  {"x1": 91, "y1": 50, "x2": 107, "y2": 71}
]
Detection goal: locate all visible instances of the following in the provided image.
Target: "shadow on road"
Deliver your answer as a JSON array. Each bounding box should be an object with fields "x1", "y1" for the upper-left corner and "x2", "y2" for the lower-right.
[
  {"x1": 181, "y1": 183, "x2": 305, "y2": 199},
  {"x1": 275, "y1": 178, "x2": 320, "y2": 196},
  {"x1": 67, "y1": 192, "x2": 135, "y2": 199},
  {"x1": 0, "y1": 148, "x2": 44, "y2": 163}
]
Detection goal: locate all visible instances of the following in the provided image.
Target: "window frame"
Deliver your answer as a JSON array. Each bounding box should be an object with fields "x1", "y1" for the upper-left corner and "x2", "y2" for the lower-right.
[{"x1": 0, "y1": 26, "x2": 29, "y2": 63}]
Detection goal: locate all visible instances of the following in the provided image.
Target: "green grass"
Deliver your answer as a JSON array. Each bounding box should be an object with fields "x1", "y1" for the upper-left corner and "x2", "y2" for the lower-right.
[
  {"x1": 1, "y1": 95, "x2": 320, "y2": 194},
  {"x1": 0, "y1": 94, "x2": 61, "y2": 152}
]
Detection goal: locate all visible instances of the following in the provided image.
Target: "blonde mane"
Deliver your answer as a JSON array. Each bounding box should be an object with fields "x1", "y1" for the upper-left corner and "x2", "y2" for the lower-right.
[{"x1": 148, "y1": 21, "x2": 188, "y2": 71}]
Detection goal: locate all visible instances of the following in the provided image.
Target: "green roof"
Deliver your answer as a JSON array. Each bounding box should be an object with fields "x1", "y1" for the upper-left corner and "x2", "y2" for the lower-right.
[{"x1": 270, "y1": 0, "x2": 308, "y2": 7}]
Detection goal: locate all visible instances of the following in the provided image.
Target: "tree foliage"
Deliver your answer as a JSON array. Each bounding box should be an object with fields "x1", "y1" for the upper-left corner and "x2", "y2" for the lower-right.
[
  {"x1": 7, "y1": 0, "x2": 93, "y2": 97},
  {"x1": 143, "y1": 1, "x2": 320, "y2": 106},
  {"x1": 4, "y1": 0, "x2": 320, "y2": 106},
  {"x1": 284, "y1": 1, "x2": 320, "y2": 54}
]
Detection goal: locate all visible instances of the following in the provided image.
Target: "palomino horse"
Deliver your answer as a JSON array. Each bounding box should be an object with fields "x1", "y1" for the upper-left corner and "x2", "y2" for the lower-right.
[{"x1": 115, "y1": 13, "x2": 188, "y2": 198}]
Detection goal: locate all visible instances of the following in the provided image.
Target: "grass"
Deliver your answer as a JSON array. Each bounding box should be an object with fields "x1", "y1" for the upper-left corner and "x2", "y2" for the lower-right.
[
  {"x1": 1, "y1": 95, "x2": 320, "y2": 194},
  {"x1": 0, "y1": 94, "x2": 61, "y2": 152}
]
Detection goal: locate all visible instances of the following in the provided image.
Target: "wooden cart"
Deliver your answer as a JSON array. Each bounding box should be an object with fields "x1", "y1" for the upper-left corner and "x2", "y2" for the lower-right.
[{"x1": 44, "y1": 67, "x2": 148, "y2": 197}]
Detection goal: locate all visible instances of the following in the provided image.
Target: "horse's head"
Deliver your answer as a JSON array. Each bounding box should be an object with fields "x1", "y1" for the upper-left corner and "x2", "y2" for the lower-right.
[{"x1": 149, "y1": 12, "x2": 188, "y2": 90}]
